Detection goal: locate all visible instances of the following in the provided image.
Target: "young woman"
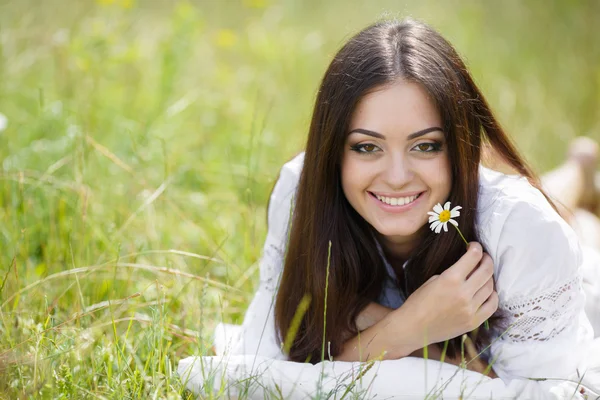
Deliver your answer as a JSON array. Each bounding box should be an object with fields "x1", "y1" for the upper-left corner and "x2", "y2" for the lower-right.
[{"x1": 210, "y1": 19, "x2": 600, "y2": 397}]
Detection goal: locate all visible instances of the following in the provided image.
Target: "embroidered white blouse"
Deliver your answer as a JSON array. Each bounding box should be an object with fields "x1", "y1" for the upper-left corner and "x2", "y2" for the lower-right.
[{"x1": 231, "y1": 152, "x2": 600, "y2": 397}]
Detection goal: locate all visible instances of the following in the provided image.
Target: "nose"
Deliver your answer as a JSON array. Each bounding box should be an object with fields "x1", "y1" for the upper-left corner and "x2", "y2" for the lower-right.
[{"x1": 383, "y1": 153, "x2": 414, "y2": 189}]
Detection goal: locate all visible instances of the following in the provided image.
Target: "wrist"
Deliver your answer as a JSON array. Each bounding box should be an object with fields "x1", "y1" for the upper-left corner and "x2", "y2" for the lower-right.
[{"x1": 382, "y1": 306, "x2": 426, "y2": 359}]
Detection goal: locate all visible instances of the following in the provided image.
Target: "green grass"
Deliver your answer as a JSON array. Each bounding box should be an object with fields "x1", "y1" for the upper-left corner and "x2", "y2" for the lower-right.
[{"x1": 0, "y1": 0, "x2": 598, "y2": 398}]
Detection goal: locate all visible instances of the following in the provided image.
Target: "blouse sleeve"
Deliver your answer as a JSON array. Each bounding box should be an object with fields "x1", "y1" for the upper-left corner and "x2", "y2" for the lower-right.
[
  {"x1": 230, "y1": 155, "x2": 302, "y2": 359},
  {"x1": 488, "y1": 197, "x2": 594, "y2": 397}
]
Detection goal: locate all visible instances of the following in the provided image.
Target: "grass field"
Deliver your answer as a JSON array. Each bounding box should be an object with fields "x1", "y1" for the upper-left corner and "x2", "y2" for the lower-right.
[{"x1": 0, "y1": 0, "x2": 599, "y2": 398}]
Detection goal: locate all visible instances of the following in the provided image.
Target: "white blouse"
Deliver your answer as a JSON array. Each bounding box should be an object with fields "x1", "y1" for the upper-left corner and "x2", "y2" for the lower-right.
[{"x1": 231, "y1": 152, "x2": 600, "y2": 397}]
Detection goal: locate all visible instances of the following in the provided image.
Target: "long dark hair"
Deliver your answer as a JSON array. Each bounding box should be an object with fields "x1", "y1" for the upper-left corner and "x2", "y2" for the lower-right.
[{"x1": 274, "y1": 19, "x2": 544, "y2": 362}]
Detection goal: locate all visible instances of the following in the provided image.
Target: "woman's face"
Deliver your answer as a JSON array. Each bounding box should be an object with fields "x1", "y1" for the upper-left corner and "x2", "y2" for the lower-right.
[{"x1": 341, "y1": 80, "x2": 452, "y2": 252}]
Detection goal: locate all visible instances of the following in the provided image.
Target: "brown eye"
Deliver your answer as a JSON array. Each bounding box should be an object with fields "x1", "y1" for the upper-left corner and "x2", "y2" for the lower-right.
[
  {"x1": 413, "y1": 142, "x2": 442, "y2": 153},
  {"x1": 349, "y1": 143, "x2": 381, "y2": 154},
  {"x1": 417, "y1": 143, "x2": 434, "y2": 152}
]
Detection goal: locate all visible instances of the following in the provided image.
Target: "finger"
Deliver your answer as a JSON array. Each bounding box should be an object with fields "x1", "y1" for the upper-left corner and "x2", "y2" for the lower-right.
[
  {"x1": 448, "y1": 242, "x2": 483, "y2": 279},
  {"x1": 466, "y1": 253, "x2": 494, "y2": 292},
  {"x1": 472, "y1": 277, "x2": 494, "y2": 307},
  {"x1": 475, "y1": 291, "x2": 499, "y2": 323}
]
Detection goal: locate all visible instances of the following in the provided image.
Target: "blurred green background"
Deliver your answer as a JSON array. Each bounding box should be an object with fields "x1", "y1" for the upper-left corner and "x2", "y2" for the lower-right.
[{"x1": 0, "y1": 0, "x2": 598, "y2": 398}]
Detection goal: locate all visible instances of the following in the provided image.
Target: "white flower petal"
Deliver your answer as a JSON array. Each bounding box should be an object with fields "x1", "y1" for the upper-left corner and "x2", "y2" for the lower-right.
[
  {"x1": 443, "y1": 222, "x2": 448, "y2": 232},
  {"x1": 430, "y1": 220, "x2": 441, "y2": 231},
  {"x1": 450, "y1": 210, "x2": 461, "y2": 218},
  {"x1": 443, "y1": 201, "x2": 451, "y2": 211},
  {"x1": 427, "y1": 211, "x2": 437, "y2": 217},
  {"x1": 433, "y1": 203, "x2": 444, "y2": 214},
  {"x1": 429, "y1": 215, "x2": 439, "y2": 223},
  {"x1": 449, "y1": 219, "x2": 458, "y2": 226},
  {"x1": 451, "y1": 205, "x2": 462, "y2": 212},
  {"x1": 435, "y1": 222, "x2": 444, "y2": 234}
]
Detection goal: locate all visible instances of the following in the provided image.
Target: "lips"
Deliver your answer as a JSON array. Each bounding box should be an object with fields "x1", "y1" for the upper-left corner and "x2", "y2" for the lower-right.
[
  {"x1": 369, "y1": 191, "x2": 423, "y2": 205},
  {"x1": 377, "y1": 193, "x2": 419, "y2": 206},
  {"x1": 368, "y1": 191, "x2": 426, "y2": 213}
]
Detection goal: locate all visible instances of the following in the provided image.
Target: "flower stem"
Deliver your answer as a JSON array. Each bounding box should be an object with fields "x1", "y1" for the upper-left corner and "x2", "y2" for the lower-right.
[
  {"x1": 453, "y1": 224, "x2": 469, "y2": 248},
  {"x1": 452, "y1": 225, "x2": 491, "y2": 330}
]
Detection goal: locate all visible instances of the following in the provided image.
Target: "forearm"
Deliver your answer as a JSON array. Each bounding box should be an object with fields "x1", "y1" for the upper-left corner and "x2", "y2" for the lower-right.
[
  {"x1": 336, "y1": 304, "x2": 423, "y2": 362},
  {"x1": 354, "y1": 302, "x2": 393, "y2": 331},
  {"x1": 336, "y1": 303, "x2": 498, "y2": 378}
]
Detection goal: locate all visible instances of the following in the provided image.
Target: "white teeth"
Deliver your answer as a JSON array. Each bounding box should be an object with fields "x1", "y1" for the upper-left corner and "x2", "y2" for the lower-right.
[{"x1": 374, "y1": 193, "x2": 419, "y2": 206}]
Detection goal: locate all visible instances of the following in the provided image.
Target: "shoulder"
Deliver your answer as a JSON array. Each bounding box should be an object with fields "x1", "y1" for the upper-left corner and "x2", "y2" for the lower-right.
[
  {"x1": 279, "y1": 152, "x2": 305, "y2": 180},
  {"x1": 476, "y1": 166, "x2": 582, "y2": 296},
  {"x1": 271, "y1": 152, "x2": 304, "y2": 199},
  {"x1": 271, "y1": 152, "x2": 305, "y2": 196},
  {"x1": 477, "y1": 165, "x2": 553, "y2": 223},
  {"x1": 476, "y1": 165, "x2": 567, "y2": 253},
  {"x1": 267, "y1": 152, "x2": 305, "y2": 235}
]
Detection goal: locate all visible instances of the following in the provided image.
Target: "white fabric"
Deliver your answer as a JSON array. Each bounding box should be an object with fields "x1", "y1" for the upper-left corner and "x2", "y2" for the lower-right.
[
  {"x1": 473, "y1": 168, "x2": 600, "y2": 396},
  {"x1": 178, "y1": 351, "x2": 517, "y2": 399},
  {"x1": 571, "y1": 209, "x2": 600, "y2": 336},
  {"x1": 581, "y1": 245, "x2": 600, "y2": 336},
  {"x1": 179, "y1": 153, "x2": 600, "y2": 398},
  {"x1": 227, "y1": 154, "x2": 302, "y2": 359}
]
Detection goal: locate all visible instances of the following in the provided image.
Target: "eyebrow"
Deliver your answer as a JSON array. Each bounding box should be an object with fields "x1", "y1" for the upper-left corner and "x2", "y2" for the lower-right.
[{"x1": 348, "y1": 126, "x2": 444, "y2": 140}]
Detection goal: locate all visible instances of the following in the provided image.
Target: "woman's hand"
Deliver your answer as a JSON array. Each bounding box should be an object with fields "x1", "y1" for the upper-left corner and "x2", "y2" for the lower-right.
[
  {"x1": 401, "y1": 242, "x2": 498, "y2": 347},
  {"x1": 339, "y1": 242, "x2": 497, "y2": 362}
]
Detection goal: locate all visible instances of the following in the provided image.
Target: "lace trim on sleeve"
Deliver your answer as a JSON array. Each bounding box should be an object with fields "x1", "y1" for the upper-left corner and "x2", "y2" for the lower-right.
[{"x1": 500, "y1": 276, "x2": 582, "y2": 343}]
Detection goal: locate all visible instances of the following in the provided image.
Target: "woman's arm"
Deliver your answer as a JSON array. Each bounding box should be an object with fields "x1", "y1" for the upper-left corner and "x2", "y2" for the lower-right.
[
  {"x1": 344, "y1": 301, "x2": 497, "y2": 377},
  {"x1": 232, "y1": 155, "x2": 303, "y2": 357},
  {"x1": 354, "y1": 302, "x2": 393, "y2": 332},
  {"x1": 482, "y1": 198, "x2": 595, "y2": 396},
  {"x1": 337, "y1": 244, "x2": 498, "y2": 368},
  {"x1": 337, "y1": 302, "x2": 422, "y2": 361}
]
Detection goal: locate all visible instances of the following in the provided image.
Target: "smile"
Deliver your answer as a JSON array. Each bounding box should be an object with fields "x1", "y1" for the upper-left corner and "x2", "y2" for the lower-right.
[{"x1": 370, "y1": 192, "x2": 423, "y2": 206}]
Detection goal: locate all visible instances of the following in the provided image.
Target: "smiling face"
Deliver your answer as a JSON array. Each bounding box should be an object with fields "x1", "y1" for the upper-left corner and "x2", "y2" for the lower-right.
[{"x1": 341, "y1": 80, "x2": 452, "y2": 257}]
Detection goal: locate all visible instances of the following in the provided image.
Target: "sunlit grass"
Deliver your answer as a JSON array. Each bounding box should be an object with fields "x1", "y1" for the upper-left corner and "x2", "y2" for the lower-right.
[{"x1": 0, "y1": 0, "x2": 598, "y2": 398}]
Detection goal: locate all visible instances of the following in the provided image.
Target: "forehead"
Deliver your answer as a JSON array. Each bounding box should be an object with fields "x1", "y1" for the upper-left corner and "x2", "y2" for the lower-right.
[{"x1": 349, "y1": 81, "x2": 442, "y2": 137}]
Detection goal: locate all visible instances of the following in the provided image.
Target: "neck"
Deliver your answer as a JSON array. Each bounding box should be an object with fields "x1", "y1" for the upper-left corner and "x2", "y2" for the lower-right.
[{"x1": 377, "y1": 228, "x2": 426, "y2": 262}]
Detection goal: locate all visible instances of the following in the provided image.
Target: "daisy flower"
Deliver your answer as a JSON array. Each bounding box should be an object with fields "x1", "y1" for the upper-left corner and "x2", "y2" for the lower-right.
[
  {"x1": 428, "y1": 202, "x2": 468, "y2": 246},
  {"x1": 428, "y1": 202, "x2": 461, "y2": 233},
  {"x1": 428, "y1": 201, "x2": 486, "y2": 328}
]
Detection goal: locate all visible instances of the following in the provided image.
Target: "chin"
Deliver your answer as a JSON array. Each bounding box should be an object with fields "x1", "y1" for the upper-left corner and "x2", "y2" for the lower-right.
[{"x1": 374, "y1": 224, "x2": 422, "y2": 239}]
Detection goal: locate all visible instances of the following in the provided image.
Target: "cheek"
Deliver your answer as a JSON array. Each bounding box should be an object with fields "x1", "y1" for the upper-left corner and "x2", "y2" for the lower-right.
[
  {"x1": 340, "y1": 158, "x2": 355, "y2": 201},
  {"x1": 421, "y1": 155, "x2": 452, "y2": 195},
  {"x1": 341, "y1": 157, "x2": 371, "y2": 202},
  {"x1": 341, "y1": 164, "x2": 356, "y2": 196},
  {"x1": 435, "y1": 155, "x2": 452, "y2": 195}
]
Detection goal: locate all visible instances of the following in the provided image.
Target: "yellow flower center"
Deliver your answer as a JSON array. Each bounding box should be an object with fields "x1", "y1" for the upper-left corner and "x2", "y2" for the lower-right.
[{"x1": 438, "y1": 210, "x2": 451, "y2": 223}]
